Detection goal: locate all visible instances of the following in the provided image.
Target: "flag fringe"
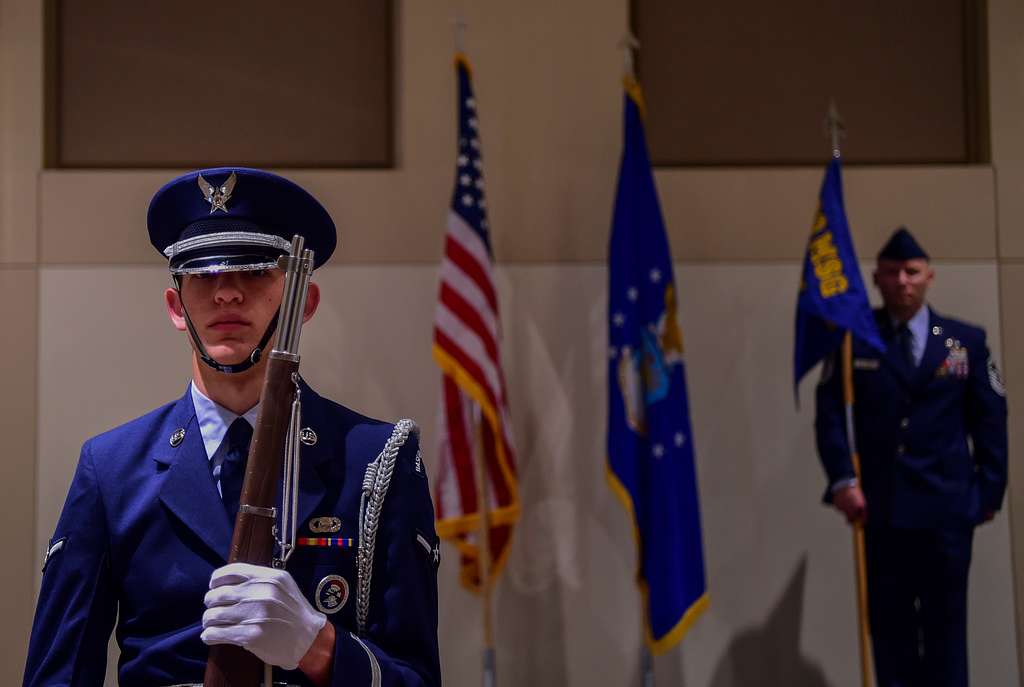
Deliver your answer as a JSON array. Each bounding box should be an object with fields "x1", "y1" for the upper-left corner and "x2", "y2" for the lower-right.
[{"x1": 606, "y1": 464, "x2": 709, "y2": 654}]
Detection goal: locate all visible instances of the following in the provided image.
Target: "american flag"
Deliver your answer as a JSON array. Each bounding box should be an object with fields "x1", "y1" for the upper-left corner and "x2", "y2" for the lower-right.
[{"x1": 433, "y1": 55, "x2": 519, "y2": 592}]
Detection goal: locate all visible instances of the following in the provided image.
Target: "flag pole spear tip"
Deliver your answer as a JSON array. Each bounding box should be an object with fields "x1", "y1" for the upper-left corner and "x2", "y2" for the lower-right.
[
  {"x1": 618, "y1": 31, "x2": 640, "y2": 81},
  {"x1": 452, "y1": 14, "x2": 468, "y2": 54},
  {"x1": 825, "y1": 98, "x2": 845, "y2": 159}
]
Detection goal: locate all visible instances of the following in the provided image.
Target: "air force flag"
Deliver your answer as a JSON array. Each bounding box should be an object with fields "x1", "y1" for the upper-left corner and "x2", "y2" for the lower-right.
[
  {"x1": 794, "y1": 157, "x2": 884, "y2": 393},
  {"x1": 607, "y1": 81, "x2": 708, "y2": 655}
]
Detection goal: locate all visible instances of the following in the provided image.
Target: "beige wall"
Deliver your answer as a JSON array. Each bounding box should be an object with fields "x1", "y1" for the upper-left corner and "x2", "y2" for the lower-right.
[
  {"x1": 990, "y1": 0, "x2": 1024, "y2": 675},
  {"x1": 5, "y1": 0, "x2": 1024, "y2": 685},
  {"x1": 32, "y1": 263, "x2": 1020, "y2": 687},
  {"x1": 0, "y1": 0, "x2": 42, "y2": 680}
]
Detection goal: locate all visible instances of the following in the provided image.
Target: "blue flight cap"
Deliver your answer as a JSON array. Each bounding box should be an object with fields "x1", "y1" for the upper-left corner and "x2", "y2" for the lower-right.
[
  {"x1": 148, "y1": 167, "x2": 336, "y2": 275},
  {"x1": 878, "y1": 227, "x2": 929, "y2": 262}
]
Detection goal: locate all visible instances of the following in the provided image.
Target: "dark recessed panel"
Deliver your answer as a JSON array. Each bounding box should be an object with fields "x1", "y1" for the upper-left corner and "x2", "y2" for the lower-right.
[
  {"x1": 635, "y1": 1, "x2": 984, "y2": 165},
  {"x1": 53, "y1": 1, "x2": 392, "y2": 168}
]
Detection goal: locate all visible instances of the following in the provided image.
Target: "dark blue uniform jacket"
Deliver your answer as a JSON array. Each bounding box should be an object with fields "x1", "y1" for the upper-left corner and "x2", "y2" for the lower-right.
[
  {"x1": 24, "y1": 383, "x2": 441, "y2": 687},
  {"x1": 815, "y1": 309, "x2": 1007, "y2": 528}
]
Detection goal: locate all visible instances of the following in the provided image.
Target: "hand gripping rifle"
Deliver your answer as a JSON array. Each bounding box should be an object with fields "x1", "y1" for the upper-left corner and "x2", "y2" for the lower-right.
[{"x1": 204, "y1": 235, "x2": 314, "y2": 687}]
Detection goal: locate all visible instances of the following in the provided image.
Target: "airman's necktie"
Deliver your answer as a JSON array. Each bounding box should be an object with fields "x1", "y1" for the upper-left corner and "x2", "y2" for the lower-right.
[
  {"x1": 896, "y1": 322, "x2": 916, "y2": 369},
  {"x1": 218, "y1": 417, "x2": 253, "y2": 525}
]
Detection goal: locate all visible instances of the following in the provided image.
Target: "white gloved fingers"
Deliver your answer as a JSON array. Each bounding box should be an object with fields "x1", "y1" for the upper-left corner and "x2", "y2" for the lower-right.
[
  {"x1": 200, "y1": 623, "x2": 260, "y2": 648},
  {"x1": 201, "y1": 565, "x2": 328, "y2": 670},
  {"x1": 205, "y1": 565, "x2": 291, "y2": 608},
  {"x1": 204, "y1": 583, "x2": 247, "y2": 609},
  {"x1": 202, "y1": 602, "x2": 253, "y2": 629},
  {"x1": 209, "y1": 562, "x2": 265, "y2": 589},
  {"x1": 206, "y1": 583, "x2": 297, "y2": 610}
]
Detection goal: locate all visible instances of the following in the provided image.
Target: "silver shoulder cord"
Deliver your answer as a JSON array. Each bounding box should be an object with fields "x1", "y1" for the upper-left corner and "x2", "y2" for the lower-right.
[
  {"x1": 357, "y1": 419, "x2": 419, "y2": 636},
  {"x1": 269, "y1": 410, "x2": 414, "y2": 687}
]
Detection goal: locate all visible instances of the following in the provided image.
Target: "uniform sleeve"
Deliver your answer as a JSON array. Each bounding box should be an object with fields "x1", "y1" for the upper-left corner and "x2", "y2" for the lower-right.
[
  {"x1": 330, "y1": 432, "x2": 441, "y2": 687},
  {"x1": 24, "y1": 441, "x2": 117, "y2": 687},
  {"x1": 966, "y1": 332, "x2": 1008, "y2": 514},
  {"x1": 814, "y1": 351, "x2": 855, "y2": 501}
]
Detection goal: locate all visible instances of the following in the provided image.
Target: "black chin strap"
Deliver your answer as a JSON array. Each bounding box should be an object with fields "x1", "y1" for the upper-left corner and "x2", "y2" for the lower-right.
[{"x1": 173, "y1": 276, "x2": 279, "y2": 374}]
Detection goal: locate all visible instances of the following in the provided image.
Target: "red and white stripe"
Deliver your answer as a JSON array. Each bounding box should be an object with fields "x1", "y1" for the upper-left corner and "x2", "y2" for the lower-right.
[{"x1": 433, "y1": 210, "x2": 519, "y2": 590}]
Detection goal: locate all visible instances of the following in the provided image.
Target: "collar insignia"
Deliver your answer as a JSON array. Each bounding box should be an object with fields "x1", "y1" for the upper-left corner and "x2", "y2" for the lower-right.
[{"x1": 197, "y1": 172, "x2": 237, "y2": 214}]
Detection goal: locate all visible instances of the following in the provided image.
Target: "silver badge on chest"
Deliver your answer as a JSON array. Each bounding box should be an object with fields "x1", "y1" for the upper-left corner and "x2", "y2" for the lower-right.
[
  {"x1": 309, "y1": 516, "x2": 342, "y2": 533},
  {"x1": 315, "y1": 574, "x2": 349, "y2": 614}
]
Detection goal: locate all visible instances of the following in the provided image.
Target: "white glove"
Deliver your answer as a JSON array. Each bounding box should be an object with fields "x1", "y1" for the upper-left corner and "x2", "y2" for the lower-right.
[{"x1": 201, "y1": 562, "x2": 328, "y2": 670}]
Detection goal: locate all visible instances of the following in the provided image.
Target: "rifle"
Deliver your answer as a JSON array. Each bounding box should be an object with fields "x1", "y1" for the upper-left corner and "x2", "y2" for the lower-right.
[{"x1": 204, "y1": 235, "x2": 314, "y2": 687}]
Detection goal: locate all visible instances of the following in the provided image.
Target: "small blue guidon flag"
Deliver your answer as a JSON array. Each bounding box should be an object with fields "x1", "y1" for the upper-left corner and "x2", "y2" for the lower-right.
[
  {"x1": 607, "y1": 79, "x2": 708, "y2": 655},
  {"x1": 793, "y1": 157, "x2": 885, "y2": 395}
]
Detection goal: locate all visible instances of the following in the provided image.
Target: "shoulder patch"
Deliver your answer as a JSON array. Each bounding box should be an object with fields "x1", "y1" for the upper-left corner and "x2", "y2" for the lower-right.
[
  {"x1": 414, "y1": 448, "x2": 426, "y2": 478},
  {"x1": 42, "y1": 537, "x2": 66, "y2": 572},
  {"x1": 416, "y1": 531, "x2": 440, "y2": 570},
  {"x1": 988, "y1": 357, "x2": 1006, "y2": 397}
]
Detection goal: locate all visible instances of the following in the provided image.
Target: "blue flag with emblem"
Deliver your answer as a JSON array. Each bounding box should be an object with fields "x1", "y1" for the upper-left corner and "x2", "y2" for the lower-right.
[
  {"x1": 607, "y1": 80, "x2": 708, "y2": 655},
  {"x1": 794, "y1": 157, "x2": 885, "y2": 393}
]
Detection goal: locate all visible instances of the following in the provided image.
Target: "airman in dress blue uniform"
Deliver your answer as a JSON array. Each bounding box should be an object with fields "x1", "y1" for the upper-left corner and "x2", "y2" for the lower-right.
[
  {"x1": 815, "y1": 228, "x2": 1008, "y2": 687},
  {"x1": 23, "y1": 168, "x2": 441, "y2": 687}
]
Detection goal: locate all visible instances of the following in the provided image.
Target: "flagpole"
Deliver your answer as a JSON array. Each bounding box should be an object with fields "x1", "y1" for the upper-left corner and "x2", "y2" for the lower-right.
[
  {"x1": 473, "y1": 407, "x2": 497, "y2": 687},
  {"x1": 641, "y1": 647, "x2": 654, "y2": 687},
  {"x1": 451, "y1": 20, "x2": 497, "y2": 684},
  {"x1": 618, "y1": 31, "x2": 657, "y2": 687},
  {"x1": 829, "y1": 100, "x2": 872, "y2": 687},
  {"x1": 841, "y1": 333, "x2": 873, "y2": 687}
]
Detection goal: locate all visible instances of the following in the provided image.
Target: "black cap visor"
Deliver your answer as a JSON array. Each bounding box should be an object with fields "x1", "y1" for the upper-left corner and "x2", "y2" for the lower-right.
[
  {"x1": 165, "y1": 230, "x2": 291, "y2": 275},
  {"x1": 172, "y1": 252, "x2": 284, "y2": 276}
]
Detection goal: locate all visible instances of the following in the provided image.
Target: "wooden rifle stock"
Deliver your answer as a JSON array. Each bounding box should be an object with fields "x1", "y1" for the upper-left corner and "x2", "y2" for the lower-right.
[{"x1": 204, "y1": 354, "x2": 299, "y2": 686}]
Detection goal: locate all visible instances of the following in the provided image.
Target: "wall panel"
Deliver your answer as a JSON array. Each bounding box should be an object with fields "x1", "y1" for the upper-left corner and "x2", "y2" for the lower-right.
[
  {"x1": 39, "y1": 165, "x2": 997, "y2": 265},
  {"x1": 52, "y1": 1, "x2": 393, "y2": 168},
  {"x1": 0, "y1": 268, "x2": 37, "y2": 684},
  {"x1": 635, "y1": 0, "x2": 984, "y2": 165},
  {"x1": 0, "y1": 0, "x2": 42, "y2": 264},
  {"x1": 37, "y1": 263, "x2": 1018, "y2": 686}
]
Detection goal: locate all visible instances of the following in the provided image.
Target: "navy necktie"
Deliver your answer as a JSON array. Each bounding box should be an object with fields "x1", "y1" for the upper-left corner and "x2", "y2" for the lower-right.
[
  {"x1": 896, "y1": 323, "x2": 915, "y2": 369},
  {"x1": 218, "y1": 417, "x2": 253, "y2": 525}
]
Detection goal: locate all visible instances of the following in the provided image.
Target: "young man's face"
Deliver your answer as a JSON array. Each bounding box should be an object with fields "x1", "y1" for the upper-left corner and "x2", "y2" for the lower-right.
[
  {"x1": 873, "y1": 257, "x2": 933, "y2": 321},
  {"x1": 164, "y1": 268, "x2": 319, "y2": 367}
]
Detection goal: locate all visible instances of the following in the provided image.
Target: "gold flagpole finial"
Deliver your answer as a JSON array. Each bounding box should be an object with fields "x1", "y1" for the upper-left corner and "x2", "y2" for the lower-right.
[
  {"x1": 618, "y1": 31, "x2": 640, "y2": 82},
  {"x1": 452, "y1": 13, "x2": 468, "y2": 54}
]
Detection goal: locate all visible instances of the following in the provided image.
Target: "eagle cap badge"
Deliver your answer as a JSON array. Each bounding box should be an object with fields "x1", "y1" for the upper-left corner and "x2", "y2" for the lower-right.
[{"x1": 197, "y1": 171, "x2": 237, "y2": 214}]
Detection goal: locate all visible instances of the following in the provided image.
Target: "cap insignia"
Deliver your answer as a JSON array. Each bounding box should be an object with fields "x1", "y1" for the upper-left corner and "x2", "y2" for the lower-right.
[{"x1": 197, "y1": 172, "x2": 237, "y2": 214}]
